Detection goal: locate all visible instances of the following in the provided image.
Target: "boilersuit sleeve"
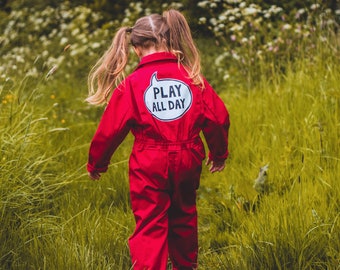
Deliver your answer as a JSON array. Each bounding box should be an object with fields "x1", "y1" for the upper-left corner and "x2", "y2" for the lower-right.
[
  {"x1": 202, "y1": 81, "x2": 230, "y2": 162},
  {"x1": 87, "y1": 81, "x2": 133, "y2": 173}
]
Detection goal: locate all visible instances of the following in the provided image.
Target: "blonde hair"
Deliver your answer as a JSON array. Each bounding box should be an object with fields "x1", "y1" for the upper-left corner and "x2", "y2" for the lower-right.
[{"x1": 86, "y1": 9, "x2": 203, "y2": 105}]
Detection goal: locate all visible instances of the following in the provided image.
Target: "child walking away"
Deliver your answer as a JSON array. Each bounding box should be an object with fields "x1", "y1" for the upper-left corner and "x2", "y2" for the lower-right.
[{"x1": 86, "y1": 9, "x2": 230, "y2": 270}]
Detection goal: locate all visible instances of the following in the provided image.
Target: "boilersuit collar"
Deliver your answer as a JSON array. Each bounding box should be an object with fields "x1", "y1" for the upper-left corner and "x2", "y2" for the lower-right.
[{"x1": 137, "y1": 52, "x2": 178, "y2": 69}]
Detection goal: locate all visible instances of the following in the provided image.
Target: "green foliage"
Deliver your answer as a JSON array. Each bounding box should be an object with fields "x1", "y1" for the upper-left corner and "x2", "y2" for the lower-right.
[
  {"x1": 1, "y1": 1, "x2": 339, "y2": 269},
  {"x1": 0, "y1": 73, "x2": 133, "y2": 268},
  {"x1": 197, "y1": 0, "x2": 340, "y2": 88},
  {"x1": 197, "y1": 54, "x2": 340, "y2": 269},
  {"x1": 0, "y1": 2, "x2": 121, "y2": 84}
]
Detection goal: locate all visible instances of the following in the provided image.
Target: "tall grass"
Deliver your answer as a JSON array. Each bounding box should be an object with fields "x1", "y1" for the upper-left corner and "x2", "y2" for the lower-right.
[
  {"x1": 197, "y1": 35, "x2": 339, "y2": 269},
  {"x1": 1, "y1": 32, "x2": 339, "y2": 270}
]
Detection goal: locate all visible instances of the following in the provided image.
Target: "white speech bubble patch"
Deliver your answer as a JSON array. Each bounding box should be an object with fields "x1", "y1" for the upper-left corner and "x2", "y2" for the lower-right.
[{"x1": 144, "y1": 72, "x2": 192, "y2": 121}]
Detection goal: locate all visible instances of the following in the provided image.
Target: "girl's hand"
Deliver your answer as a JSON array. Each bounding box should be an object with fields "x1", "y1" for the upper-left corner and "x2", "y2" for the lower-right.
[
  {"x1": 88, "y1": 171, "x2": 101, "y2": 180},
  {"x1": 206, "y1": 158, "x2": 225, "y2": 173}
]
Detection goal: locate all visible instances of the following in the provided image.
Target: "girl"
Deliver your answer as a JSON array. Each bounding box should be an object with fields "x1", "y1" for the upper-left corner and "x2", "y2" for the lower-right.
[{"x1": 86, "y1": 9, "x2": 230, "y2": 270}]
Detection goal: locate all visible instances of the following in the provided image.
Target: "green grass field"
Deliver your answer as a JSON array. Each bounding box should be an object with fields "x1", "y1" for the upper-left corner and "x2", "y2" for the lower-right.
[{"x1": 1, "y1": 28, "x2": 339, "y2": 270}]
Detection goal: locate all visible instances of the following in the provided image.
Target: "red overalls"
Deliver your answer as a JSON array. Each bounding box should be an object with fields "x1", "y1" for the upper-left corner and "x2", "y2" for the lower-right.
[{"x1": 87, "y1": 52, "x2": 230, "y2": 269}]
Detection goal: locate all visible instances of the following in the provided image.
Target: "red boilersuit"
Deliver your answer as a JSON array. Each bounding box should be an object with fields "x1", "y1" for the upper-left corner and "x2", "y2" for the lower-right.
[{"x1": 87, "y1": 52, "x2": 230, "y2": 270}]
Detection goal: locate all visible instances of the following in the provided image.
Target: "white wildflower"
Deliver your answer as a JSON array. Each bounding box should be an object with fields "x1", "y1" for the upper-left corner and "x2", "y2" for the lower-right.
[
  {"x1": 60, "y1": 37, "x2": 68, "y2": 46},
  {"x1": 214, "y1": 52, "x2": 228, "y2": 66},
  {"x1": 49, "y1": 29, "x2": 57, "y2": 38},
  {"x1": 298, "y1": 8, "x2": 305, "y2": 15},
  {"x1": 199, "y1": 17, "x2": 207, "y2": 24},
  {"x1": 264, "y1": 11, "x2": 271, "y2": 19},
  {"x1": 241, "y1": 37, "x2": 248, "y2": 43},
  {"x1": 197, "y1": 1, "x2": 209, "y2": 8},
  {"x1": 243, "y1": 6, "x2": 259, "y2": 16},
  {"x1": 223, "y1": 72, "x2": 230, "y2": 80},
  {"x1": 230, "y1": 24, "x2": 243, "y2": 32},
  {"x1": 231, "y1": 51, "x2": 240, "y2": 60},
  {"x1": 15, "y1": 55, "x2": 25, "y2": 63},
  {"x1": 60, "y1": 23, "x2": 68, "y2": 31},
  {"x1": 26, "y1": 67, "x2": 39, "y2": 77},
  {"x1": 219, "y1": 14, "x2": 227, "y2": 21},
  {"x1": 282, "y1": 24, "x2": 292, "y2": 30},
  {"x1": 294, "y1": 26, "x2": 302, "y2": 34},
  {"x1": 229, "y1": 16, "x2": 236, "y2": 22},
  {"x1": 35, "y1": 17, "x2": 43, "y2": 25},
  {"x1": 268, "y1": 5, "x2": 283, "y2": 14},
  {"x1": 311, "y1": 4, "x2": 320, "y2": 10},
  {"x1": 209, "y1": 18, "x2": 217, "y2": 26},
  {"x1": 327, "y1": 19, "x2": 335, "y2": 25},
  {"x1": 91, "y1": 42, "x2": 101, "y2": 49},
  {"x1": 325, "y1": 8, "x2": 332, "y2": 14},
  {"x1": 239, "y1": 2, "x2": 246, "y2": 8},
  {"x1": 71, "y1": 28, "x2": 80, "y2": 36},
  {"x1": 42, "y1": 50, "x2": 49, "y2": 58}
]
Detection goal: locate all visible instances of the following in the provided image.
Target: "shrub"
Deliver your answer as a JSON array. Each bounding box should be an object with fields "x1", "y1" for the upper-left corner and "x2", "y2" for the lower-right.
[{"x1": 197, "y1": 0, "x2": 340, "y2": 88}]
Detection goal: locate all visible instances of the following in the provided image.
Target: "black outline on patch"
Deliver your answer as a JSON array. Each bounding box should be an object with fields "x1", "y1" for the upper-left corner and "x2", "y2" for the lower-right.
[{"x1": 143, "y1": 72, "x2": 193, "y2": 122}]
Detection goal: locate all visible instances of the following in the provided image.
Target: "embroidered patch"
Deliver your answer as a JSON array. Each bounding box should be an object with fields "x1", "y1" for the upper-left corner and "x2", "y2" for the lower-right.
[{"x1": 144, "y1": 72, "x2": 192, "y2": 121}]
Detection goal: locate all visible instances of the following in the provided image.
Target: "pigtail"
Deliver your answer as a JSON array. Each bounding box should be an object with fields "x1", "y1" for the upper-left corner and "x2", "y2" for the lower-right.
[
  {"x1": 86, "y1": 27, "x2": 130, "y2": 105},
  {"x1": 163, "y1": 9, "x2": 204, "y2": 88}
]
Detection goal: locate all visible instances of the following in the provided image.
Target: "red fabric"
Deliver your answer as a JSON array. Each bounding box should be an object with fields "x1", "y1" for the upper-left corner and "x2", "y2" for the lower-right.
[
  {"x1": 87, "y1": 52, "x2": 230, "y2": 269},
  {"x1": 128, "y1": 138, "x2": 202, "y2": 269}
]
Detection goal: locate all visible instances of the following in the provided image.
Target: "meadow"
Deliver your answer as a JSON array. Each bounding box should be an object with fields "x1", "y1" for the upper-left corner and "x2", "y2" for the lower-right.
[{"x1": 1, "y1": 1, "x2": 339, "y2": 269}]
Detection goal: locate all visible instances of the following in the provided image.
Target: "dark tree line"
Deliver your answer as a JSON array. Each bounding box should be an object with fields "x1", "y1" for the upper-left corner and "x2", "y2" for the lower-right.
[{"x1": 1, "y1": 0, "x2": 338, "y2": 34}]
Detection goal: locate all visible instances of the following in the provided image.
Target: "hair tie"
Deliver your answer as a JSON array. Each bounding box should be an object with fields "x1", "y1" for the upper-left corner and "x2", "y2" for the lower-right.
[{"x1": 126, "y1": 27, "x2": 133, "y2": 33}]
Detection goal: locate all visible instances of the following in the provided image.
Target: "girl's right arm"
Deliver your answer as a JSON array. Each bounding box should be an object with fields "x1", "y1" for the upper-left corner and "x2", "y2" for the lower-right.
[
  {"x1": 87, "y1": 82, "x2": 133, "y2": 176},
  {"x1": 205, "y1": 158, "x2": 226, "y2": 173},
  {"x1": 201, "y1": 82, "x2": 230, "y2": 170}
]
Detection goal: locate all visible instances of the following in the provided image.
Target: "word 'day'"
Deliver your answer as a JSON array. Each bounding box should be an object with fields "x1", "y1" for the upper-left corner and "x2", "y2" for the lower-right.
[{"x1": 144, "y1": 73, "x2": 192, "y2": 121}]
